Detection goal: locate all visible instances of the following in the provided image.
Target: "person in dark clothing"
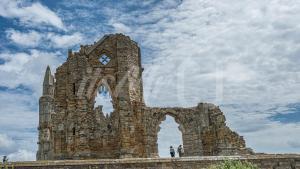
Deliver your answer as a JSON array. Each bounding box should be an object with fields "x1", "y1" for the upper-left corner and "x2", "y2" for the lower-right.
[
  {"x1": 177, "y1": 145, "x2": 184, "y2": 157},
  {"x1": 170, "y1": 146, "x2": 175, "y2": 157},
  {"x1": 2, "y1": 156, "x2": 8, "y2": 163}
]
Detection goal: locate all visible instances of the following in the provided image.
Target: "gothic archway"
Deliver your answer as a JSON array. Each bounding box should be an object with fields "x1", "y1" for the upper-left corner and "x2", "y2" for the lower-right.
[
  {"x1": 94, "y1": 84, "x2": 114, "y2": 115},
  {"x1": 92, "y1": 77, "x2": 116, "y2": 115},
  {"x1": 145, "y1": 109, "x2": 186, "y2": 158},
  {"x1": 157, "y1": 115, "x2": 183, "y2": 157}
]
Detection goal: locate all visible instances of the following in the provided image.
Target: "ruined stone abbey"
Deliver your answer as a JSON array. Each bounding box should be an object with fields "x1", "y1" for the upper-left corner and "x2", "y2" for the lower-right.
[{"x1": 37, "y1": 34, "x2": 252, "y2": 160}]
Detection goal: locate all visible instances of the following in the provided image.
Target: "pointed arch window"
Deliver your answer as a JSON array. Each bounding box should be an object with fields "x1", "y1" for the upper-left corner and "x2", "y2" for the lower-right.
[{"x1": 94, "y1": 84, "x2": 113, "y2": 115}]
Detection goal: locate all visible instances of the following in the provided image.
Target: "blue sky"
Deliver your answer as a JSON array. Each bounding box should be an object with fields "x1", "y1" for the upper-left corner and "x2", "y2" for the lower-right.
[{"x1": 0, "y1": 0, "x2": 300, "y2": 161}]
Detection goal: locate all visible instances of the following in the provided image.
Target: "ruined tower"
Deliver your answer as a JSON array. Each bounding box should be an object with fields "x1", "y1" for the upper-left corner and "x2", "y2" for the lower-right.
[
  {"x1": 37, "y1": 34, "x2": 252, "y2": 160},
  {"x1": 37, "y1": 66, "x2": 55, "y2": 160}
]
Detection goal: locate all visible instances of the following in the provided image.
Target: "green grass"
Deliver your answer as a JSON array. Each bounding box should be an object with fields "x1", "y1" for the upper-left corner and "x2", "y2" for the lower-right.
[{"x1": 208, "y1": 160, "x2": 259, "y2": 169}]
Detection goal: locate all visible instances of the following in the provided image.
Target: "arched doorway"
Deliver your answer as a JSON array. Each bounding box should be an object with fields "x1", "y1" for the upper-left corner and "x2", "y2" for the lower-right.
[{"x1": 157, "y1": 115, "x2": 183, "y2": 157}]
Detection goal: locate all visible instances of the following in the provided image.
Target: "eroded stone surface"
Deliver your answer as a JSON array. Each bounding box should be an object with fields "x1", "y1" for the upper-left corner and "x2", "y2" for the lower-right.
[{"x1": 37, "y1": 33, "x2": 252, "y2": 160}]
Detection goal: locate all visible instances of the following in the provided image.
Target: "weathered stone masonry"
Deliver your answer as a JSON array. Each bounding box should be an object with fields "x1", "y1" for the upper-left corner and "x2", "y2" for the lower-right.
[
  {"x1": 37, "y1": 33, "x2": 252, "y2": 160},
  {"x1": 3, "y1": 155, "x2": 300, "y2": 169}
]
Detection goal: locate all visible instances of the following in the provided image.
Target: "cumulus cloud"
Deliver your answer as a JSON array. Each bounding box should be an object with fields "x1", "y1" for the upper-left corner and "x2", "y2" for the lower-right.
[
  {"x1": 110, "y1": 21, "x2": 132, "y2": 33},
  {"x1": 7, "y1": 149, "x2": 35, "y2": 162},
  {"x1": 107, "y1": 0, "x2": 300, "y2": 153},
  {"x1": 0, "y1": 50, "x2": 63, "y2": 95},
  {"x1": 108, "y1": 0, "x2": 300, "y2": 106},
  {"x1": 0, "y1": 133, "x2": 35, "y2": 161},
  {"x1": 245, "y1": 122, "x2": 300, "y2": 153},
  {"x1": 5, "y1": 29, "x2": 83, "y2": 49},
  {"x1": 0, "y1": 0, "x2": 64, "y2": 29},
  {"x1": 6, "y1": 29, "x2": 42, "y2": 47},
  {"x1": 47, "y1": 32, "x2": 83, "y2": 48},
  {"x1": 0, "y1": 50, "x2": 61, "y2": 161},
  {"x1": 221, "y1": 104, "x2": 300, "y2": 153},
  {"x1": 0, "y1": 134, "x2": 16, "y2": 154},
  {"x1": 0, "y1": 133, "x2": 36, "y2": 161}
]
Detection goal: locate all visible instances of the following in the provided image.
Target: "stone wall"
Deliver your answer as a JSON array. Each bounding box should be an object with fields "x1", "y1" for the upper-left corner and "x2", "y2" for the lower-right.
[
  {"x1": 142, "y1": 103, "x2": 252, "y2": 157},
  {"x1": 2, "y1": 155, "x2": 300, "y2": 169}
]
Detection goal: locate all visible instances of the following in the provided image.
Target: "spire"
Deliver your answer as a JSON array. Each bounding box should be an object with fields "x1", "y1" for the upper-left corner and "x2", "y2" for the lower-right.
[
  {"x1": 43, "y1": 66, "x2": 54, "y2": 86},
  {"x1": 43, "y1": 65, "x2": 54, "y2": 95}
]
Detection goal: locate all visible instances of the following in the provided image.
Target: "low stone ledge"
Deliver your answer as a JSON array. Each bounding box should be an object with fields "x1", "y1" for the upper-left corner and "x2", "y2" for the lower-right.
[{"x1": 1, "y1": 154, "x2": 300, "y2": 169}]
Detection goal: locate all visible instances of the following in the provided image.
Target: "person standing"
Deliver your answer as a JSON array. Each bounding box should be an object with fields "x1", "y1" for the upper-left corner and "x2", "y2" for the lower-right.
[
  {"x1": 170, "y1": 146, "x2": 175, "y2": 157},
  {"x1": 177, "y1": 145, "x2": 184, "y2": 157},
  {"x1": 2, "y1": 155, "x2": 8, "y2": 163}
]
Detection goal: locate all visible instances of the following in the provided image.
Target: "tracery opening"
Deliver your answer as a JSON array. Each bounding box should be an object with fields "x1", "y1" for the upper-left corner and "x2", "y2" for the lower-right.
[
  {"x1": 157, "y1": 115, "x2": 183, "y2": 157},
  {"x1": 99, "y1": 54, "x2": 111, "y2": 65},
  {"x1": 94, "y1": 84, "x2": 114, "y2": 115}
]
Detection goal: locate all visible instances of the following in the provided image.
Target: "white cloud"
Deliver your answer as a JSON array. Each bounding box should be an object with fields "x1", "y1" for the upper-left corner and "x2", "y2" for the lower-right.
[
  {"x1": 0, "y1": 133, "x2": 36, "y2": 162},
  {"x1": 7, "y1": 149, "x2": 35, "y2": 162},
  {"x1": 5, "y1": 29, "x2": 83, "y2": 49},
  {"x1": 222, "y1": 104, "x2": 300, "y2": 153},
  {"x1": 109, "y1": 0, "x2": 300, "y2": 153},
  {"x1": 0, "y1": 52, "x2": 31, "y2": 72},
  {"x1": 0, "y1": 92, "x2": 38, "y2": 130},
  {"x1": 0, "y1": 134, "x2": 16, "y2": 154},
  {"x1": 112, "y1": 0, "x2": 300, "y2": 107},
  {"x1": 47, "y1": 32, "x2": 83, "y2": 48},
  {"x1": 111, "y1": 22, "x2": 132, "y2": 33},
  {"x1": 0, "y1": 99, "x2": 38, "y2": 162},
  {"x1": 0, "y1": 134, "x2": 35, "y2": 161},
  {"x1": 0, "y1": 0, "x2": 64, "y2": 29},
  {"x1": 95, "y1": 93, "x2": 114, "y2": 115},
  {"x1": 0, "y1": 50, "x2": 63, "y2": 96},
  {"x1": 245, "y1": 121, "x2": 300, "y2": 153},
  {"x1": 0, "y1": 133, "x2": 35, "y2": 162},
  {"x1": 6, "y1": 29, "x2": 42, "y2": 47},
  {"x1": 0, "y1": 50, "x2": 61, "y2": 161}
]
